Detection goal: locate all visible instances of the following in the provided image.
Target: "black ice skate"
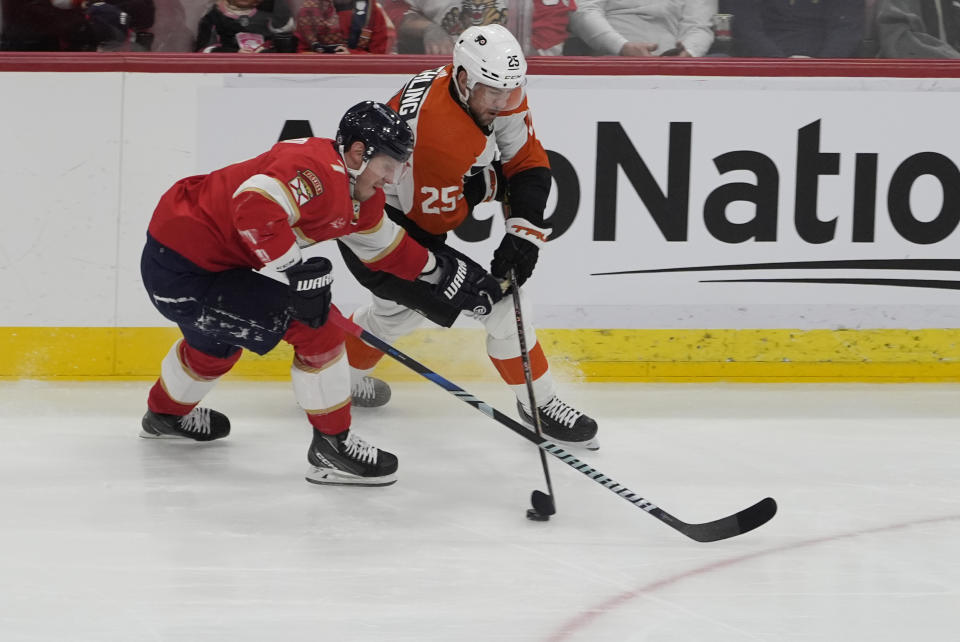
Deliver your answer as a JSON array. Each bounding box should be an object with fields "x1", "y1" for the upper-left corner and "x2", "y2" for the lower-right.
[
  {"x1": 517, "y1": 397, "x2": 600, "y2": 451},
  {"x1": 350, "y1": 375, "x2": 391, "y2": 408},
  {"x1": 306, "y1": 429, "x2": 398, "y2": 486},
  {"x1": 140, "y1": 407, "x2": 231, "y2": 442}
]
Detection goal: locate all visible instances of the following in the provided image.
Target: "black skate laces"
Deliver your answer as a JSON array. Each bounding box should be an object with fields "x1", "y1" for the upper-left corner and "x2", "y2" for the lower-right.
[
  {"x1": 342, "y1": 432, "x2": 378, "y2": 465},
  {"x1": 540, "y1": 397, "x2": 583, "y2": 428},
  {"x1": 181, "y1": 407, "x2": 212, "y2": 435}
]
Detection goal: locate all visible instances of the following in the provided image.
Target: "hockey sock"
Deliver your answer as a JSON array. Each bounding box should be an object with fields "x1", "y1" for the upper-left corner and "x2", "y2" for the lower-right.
[
  {"x1": 344, "y1": 317, "x2": 386, "y2": 371},
  {"x1": 292, "y1": 351, "x2": 351, "y2": 435},
  {"x1": 285, "y1": 319, "x2": 351, "y2": 436},
  {"x1": 488, "y1": 340, "x2": 557, "y2": 407},
  {"x1": 147, "y1": 340, "x2": 241, "y2": 415}
]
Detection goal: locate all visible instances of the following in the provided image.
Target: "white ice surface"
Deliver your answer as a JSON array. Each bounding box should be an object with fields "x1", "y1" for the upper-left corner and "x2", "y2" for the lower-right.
[{"x1": 0, "y1": 380, "x2": 957, "y2": 642}]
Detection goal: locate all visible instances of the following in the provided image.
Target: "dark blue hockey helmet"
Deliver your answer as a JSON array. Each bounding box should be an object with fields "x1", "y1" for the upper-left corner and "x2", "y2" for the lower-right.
[{"x1": 336, "y1": 101, "x2": 414, "y2": 164}]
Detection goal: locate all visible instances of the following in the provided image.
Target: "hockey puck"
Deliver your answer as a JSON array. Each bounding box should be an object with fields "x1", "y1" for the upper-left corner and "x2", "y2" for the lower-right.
[
  {"x1": 530, "y1": 490, "x2": 556, "y2": 516},
  {"x1": 526, "y1": 508, "x2": 550, "y2": 522}
]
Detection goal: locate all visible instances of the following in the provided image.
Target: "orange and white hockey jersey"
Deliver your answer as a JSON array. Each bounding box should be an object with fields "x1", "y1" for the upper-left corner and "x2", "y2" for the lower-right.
[{"x1": 385, "y1": 63, "x2": 550, "y2": 236}]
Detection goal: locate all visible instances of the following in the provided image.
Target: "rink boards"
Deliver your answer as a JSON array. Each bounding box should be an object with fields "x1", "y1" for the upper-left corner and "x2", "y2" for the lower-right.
[
  {"x1": 2, "y1": 325, "x2": 960, "y2": 382},
  {"x1": 2, "y1": 56, "x2": 960, "y2": 381}
]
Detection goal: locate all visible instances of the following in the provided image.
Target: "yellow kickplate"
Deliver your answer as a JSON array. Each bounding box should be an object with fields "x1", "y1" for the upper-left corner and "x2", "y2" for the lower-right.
[{"x1": 3, "y1": 327, "x2": 960, "y2": 382}]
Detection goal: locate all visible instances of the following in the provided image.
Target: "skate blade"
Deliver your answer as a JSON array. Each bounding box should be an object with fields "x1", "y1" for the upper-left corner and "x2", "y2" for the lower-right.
[
  {"x1": 517, "y1": 417, "x2": 600, "y2": 451},
  {"x1": 305, "y1": 466, "x2": 397, "y2": 487},
  {"x1": 546, "y1": 436, "x2": 600, "y2": 451},
  {"x1": 139, "y1": 429, "x2": 219, "y2": 442},
  {"x1": 139, "y1": 429, "x2": 189, "y2": 440}
]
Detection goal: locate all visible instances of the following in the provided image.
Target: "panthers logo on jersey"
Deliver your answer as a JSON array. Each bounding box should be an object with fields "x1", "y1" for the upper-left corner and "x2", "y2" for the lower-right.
[{"x1": 288, "y1": 169, "x2": 324, "y2": 206}]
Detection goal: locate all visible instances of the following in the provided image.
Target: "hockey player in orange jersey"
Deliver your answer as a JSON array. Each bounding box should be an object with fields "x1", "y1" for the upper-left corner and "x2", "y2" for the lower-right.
[
  {"x1": 140, "y1": 101, "x2": 502, "y2": 486},
  {"x1": 339, "y1": 24, "x2": 599, "y2": 449}
]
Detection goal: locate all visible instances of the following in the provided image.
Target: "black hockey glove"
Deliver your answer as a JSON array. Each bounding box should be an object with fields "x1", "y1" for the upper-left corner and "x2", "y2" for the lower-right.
[
  {"x1": 286, "y1": 257, "x2": 333, "y2": 328},
  {"x1": 462, "y1": 161, "x2": 505, "y2": 208},
  {"x1": 491, "y1": 218, "x2": 551, "y2": 287},
  {"x1": 428, "y1": 251, "x2": 503, "y2": 316}
]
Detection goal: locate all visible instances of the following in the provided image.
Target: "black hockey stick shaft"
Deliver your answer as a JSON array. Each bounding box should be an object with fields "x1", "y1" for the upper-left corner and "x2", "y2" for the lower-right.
[
  {"x1": 509, "y1": 270, "x2": 556, "y2": 515},
  {"x1": 329, "y1": 309, "x2": 777, "y2": 542}
]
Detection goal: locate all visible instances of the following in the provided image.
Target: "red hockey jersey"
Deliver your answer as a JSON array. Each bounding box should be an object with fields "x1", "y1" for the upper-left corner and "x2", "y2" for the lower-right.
[{"x1": 148, "y1": 137, "x2": 427, "y2": 278}]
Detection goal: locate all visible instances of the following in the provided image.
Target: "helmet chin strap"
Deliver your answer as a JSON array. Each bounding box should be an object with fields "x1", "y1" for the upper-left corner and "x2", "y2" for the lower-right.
[
  {"x1": 455, "y1": 81, "x2": 494, "y2": 132},
  {"x1": 339, "y1": 144, "x2": 370, "y2": 199},
  {"x1": 455, "y1": 69, "x2": 491, "y2": 131}
]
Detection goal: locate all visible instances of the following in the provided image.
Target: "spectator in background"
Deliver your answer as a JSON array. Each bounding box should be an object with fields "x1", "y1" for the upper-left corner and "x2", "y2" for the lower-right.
[
  {"x1": 294, "y1": 0, "x2": 395, "y2": 53},
  {"x1": 85, "y1": 0, "x2": 155, "y2": 50},
  {"x1": 720, "y1": 0, "x2": 864, "y2": 58},
  {"x1": 380, "y1": 0, "x2": 410, "y2": 31},
  {"x1": 568, "y1": 0, "x2": 717, "y2": 57},
  {"x1": 532, "y1": 0, "x2": 577, "y2": 55},
  {"x1": 259, "y1": 0, "x2": 293, "y2": 20},
  {"x1": 395, "y1": 0, "x2": 507, "y2": 54},
  {"x1": 0, "y1": 0, "x2": 88, "y2": 50},
  {"x1": 0, "y1": 0, "x2": 154, "y2": 51},
  {"x1": 393, "y1": 0, "x2": 575, "y2": 55},
  {"x1": 151, "y1": 0, "x2": 192, "y2": 51},
  {"x1": 875, "y1": 0, "x2": 960, "y2": 58},
  {"x1": 195, "y1": 0, "x2": 295, "y2": 52}
]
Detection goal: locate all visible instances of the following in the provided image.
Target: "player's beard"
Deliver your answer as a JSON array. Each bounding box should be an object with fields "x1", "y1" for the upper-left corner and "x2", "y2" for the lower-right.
[
  {"x1": 468, "y1": 104, "x2": 499, "y2": 130},
  {"x1": 475, "y1": 111, "x2": 497, "y2": 128}
]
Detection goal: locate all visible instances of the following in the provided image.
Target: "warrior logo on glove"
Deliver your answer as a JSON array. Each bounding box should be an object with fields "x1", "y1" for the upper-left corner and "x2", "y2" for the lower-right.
[
  {"x1": 442, "y1": 260, "x2": 469, "y2": 301},
  {"x1": 296, "y1": 274, "x2": 334, "y2": 292},
  {"x1": 287, "y1": 257, "x2": 335, "y2": 328},
  {"x1": 429, "y1": 251, "x2": 502, "y2": 316}
]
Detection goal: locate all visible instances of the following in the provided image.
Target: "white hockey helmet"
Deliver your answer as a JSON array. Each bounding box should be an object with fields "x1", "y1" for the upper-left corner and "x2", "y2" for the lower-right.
[{"x1": 453, "y1": 24, "x2": 527, "y2": 110}]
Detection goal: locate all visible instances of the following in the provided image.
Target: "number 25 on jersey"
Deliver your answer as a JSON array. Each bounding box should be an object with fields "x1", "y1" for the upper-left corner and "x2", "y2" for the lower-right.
[{"x1": 421, "y1": 186, "x2": 460, "y2": 214}]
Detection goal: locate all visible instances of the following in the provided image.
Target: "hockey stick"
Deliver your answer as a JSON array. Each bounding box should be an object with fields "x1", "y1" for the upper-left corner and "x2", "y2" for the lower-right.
[
  {"x1": 508, "y1": 270, "x2": 556, "y2": 520},
  {"x1": 329, "y1": 309, "x2": 777, "y2": 543}
]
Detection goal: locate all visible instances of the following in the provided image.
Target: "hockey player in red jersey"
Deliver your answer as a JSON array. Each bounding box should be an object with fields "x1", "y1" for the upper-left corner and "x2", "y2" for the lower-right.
[
  {"x1": 140, "y1": 101, "x2": 501, "y2": 486},
  {"x1": 339, "y1": 25, "x2": 599, "y2": 450}
]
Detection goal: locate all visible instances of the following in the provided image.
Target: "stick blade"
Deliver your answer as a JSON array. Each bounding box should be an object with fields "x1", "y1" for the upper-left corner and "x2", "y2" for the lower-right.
[
  {"x1": 680, "y1": 497, "x2": 778, "y2": 543},
  {"x1": 531, "y1": 490, "x2": 556, "y2": 516}
]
